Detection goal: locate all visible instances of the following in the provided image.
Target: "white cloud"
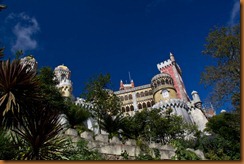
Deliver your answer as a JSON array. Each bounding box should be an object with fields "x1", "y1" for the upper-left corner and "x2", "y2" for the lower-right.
[
  {"x1": 7, "y1": 13, "x2": 40, "y2": 53},
  {"x1": 229, "y1": 0, "x2": 240, "y2": 26}
]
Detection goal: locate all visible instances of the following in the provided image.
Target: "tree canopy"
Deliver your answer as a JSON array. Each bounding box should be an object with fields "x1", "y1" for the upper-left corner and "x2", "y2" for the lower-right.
[{"x1": 201, "y1": 24, "x2": 240, "y2": 110}]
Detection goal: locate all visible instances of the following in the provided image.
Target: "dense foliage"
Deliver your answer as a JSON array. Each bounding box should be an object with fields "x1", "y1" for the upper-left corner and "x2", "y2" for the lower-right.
[
  {"x1": 64, "y1": 98, "x2": 90, "y2": 130},
  {"x1": 0, "y1": 129, "x2": 17, "y2": 159},
  {"x1": 198, "y1": 24, "x2": 240, "y2": 160},
  {"x1": 83, "y1": 73, "x2": 122, "y2": 134},
  {"x1": 67, "y1": 139, "x2": 104, "y2": 160},
  {"x1": 201, "y1": 24, "x2": 240, "y2": 110},
  {"x1": 120, "y1": 108, "x2": 197, "y2": 145}
]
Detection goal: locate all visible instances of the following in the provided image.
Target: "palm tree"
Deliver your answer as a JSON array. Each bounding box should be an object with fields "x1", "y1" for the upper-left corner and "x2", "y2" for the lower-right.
[
  {"x1": 0, "y1": 59, "x2": 71, "y2": 160},
  {"x1": 0, "y1": 59, "x2": 41, "y2": 128},
  {"x1": 11, "y1": 103, "x2": 69, "y2": 160},
  {"x1": 99, "y1": 112, "x2": 125, "y2": 140}
]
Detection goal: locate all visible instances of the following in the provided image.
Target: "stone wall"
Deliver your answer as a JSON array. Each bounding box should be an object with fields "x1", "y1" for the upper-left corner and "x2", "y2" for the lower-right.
[{"x1": 66, "y1": 129, "x2": 175, "y2": 160}]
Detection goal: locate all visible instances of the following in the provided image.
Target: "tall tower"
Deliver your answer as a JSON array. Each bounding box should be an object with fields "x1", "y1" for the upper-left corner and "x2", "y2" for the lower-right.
[
  {"x1": 157, "y1": 53, "x2": 189, "y2": 102},
  {"x1": 54, "y1": 64, "x2": 73, "y2": 98},
  {"x1": 20, "y1": 55, "x2": 38, "y2": 72}
]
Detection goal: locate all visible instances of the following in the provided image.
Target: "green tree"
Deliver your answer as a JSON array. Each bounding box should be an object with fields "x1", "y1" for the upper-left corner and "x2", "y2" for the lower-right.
[
  {"x1": 120, "y1": 108, "x2": 197, "y2": 145},
  {"x1": 202, "y1": 112, "x2": 240, "y2": 160},
  {"x1": 201, "y1": 24, "x2": 240, "y2": 110},
  {"x1": 83, "y1": 73, "x2": 121, "y2": 133},
  {"x1": 199, "y1": 24, "x2": 240, "y2": 160},
  {"x1": 37, "y1": 67, "x2": 67, "y2": 112},
  {"x1": 64, "y1": 98, "x2": 90, "y2": 130},
  {"x1": 99, "y1": 112, "x2": 125, "y2": 140},
  {"x1": 205, "y1": 112, "x2": 240, "y2": 141}
]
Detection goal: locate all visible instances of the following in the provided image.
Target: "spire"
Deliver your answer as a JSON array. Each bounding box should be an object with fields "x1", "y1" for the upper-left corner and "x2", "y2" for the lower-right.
[
  {"x1": 170, "y1": 52, "x2": 175, "y2": 63},
  {"x1": 120, "y1": 80, "x2": 124, "y2": 90},
  {"x1": 131, "y1": 79, "x2": 134, "y2": 87}
]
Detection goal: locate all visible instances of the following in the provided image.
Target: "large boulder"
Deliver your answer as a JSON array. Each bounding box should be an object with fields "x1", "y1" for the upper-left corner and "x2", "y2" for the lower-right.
[
  {"x1": 95, "y1": 134, "x2": 109, "y2": 142},
  {"x1": 80, "y1": 131, "x2": 94, "y2": 140}
]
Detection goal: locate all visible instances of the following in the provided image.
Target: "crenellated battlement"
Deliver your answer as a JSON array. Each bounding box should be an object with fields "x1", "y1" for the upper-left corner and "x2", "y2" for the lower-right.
[{"x1": 157, "y1": 59, "x2": 172, "y2": 72}]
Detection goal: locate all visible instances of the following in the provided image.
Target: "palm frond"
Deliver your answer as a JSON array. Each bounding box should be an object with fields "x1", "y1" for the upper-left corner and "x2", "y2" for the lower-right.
[{"x1": 0, "y1": 59, "x2": 41, "y2": 127}]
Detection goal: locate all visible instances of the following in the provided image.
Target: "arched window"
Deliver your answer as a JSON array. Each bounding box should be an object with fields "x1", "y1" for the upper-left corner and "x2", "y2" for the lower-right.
[
  {"x1": 120, "y1": 96, "x2": 124, "y2": 101},
  {"x1": 138, "y1": 104, "x2": 142, "y2": 109},
  {"x1": 140, "y1": 92, "x2": 144, "y2": 97},
  {"x1": 161, "y1": 79, "x2": 165, "y2": 85},
  {"x1": 61, "y1": 74, "x2": 66, "y2": 80},
  {"x1": 149, "y1": 90, "x2": 152, "y2": 95},
  {"x1": 125, "y1": 95, "x2": 128, "y2": 101},
  {"x1": 147, "y1": 101, "x2": 151, "y2": 107},
  {"x1": 145, "y1": 91, "x2": 148, "y2": 96},
  {"x1": 157, "y1": 80, "x2": 161, "y2": 86},
  {"x1": 143, "y1": 103, "x2": 147, "y2": 109},
  {"x1": 154, "y1": 83, "x2": 157, "y2": 88},
  {"x1": 136, "y1": 92, "x2": 140, "y2": 98},
  {"x1": 129, "y1": 94, "x2": 132, "y2": 100},
  {"x1": 130, "y1": 105, "x2": 134, "y2": 111},
  {"x1": 126, "y1": 106, "x2": 130, "y2": 112}
]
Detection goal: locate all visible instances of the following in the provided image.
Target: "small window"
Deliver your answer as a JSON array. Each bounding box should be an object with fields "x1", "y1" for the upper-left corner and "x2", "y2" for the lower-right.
[
  {"x1": 136, "y1": 92, "x2": 140, "y2": 98},
  {"x1": 142, "y1": 103, "x2": 147, "y2": 109},
  {"x1": 147, "y1": 102, "x2": 151, "y2": 107},
  {"x1": 145, "y1": 91, "x2": 148, "y2": 96},
  {"x1": 126, "y1": 106, "x2": 130, "y2": 112}
]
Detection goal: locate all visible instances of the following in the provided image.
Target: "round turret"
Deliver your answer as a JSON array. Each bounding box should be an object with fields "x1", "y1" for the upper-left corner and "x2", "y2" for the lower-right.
[
  {"x1": 191, "y1": 90, "x2": 202, "y2": 108},
  {"x1": 151, "y1": 73, "x2": 177, "y2": 103}
]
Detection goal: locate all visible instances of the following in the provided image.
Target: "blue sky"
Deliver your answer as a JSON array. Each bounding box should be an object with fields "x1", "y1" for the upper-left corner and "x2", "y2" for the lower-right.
[{"x1": 0, "y1": 0, "x2": 240, "y2": 113}]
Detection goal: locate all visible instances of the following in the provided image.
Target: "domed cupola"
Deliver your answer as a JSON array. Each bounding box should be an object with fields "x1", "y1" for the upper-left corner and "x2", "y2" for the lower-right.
[
  {"x1": 151, "y1": 73, "x2": 177, "y2": 103},
  {"x1": 54, "y1": 64, "x2": 71, "y2": 81}
]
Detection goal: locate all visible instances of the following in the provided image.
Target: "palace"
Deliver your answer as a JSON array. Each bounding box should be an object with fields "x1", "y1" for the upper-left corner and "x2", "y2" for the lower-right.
[
  {"x1": 112, "y1": 53, "x2": 215, "y2": 131},
  {"x1": 20, "y1": 53, "x2": 215, "y2": 132},
  {"x1": 114, "y1": 53, "x2": 190, "y2": 115}
]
